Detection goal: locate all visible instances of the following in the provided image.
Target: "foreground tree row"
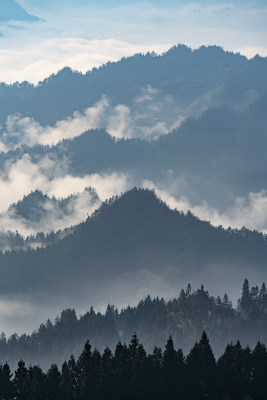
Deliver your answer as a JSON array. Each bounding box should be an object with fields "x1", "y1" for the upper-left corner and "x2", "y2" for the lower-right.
[
  {"x1": 1, "y1": 279, "x2": 267, "y2": 370},
  {"x1": 0, "y1": 332, "x2": 267, "y2": 400}
]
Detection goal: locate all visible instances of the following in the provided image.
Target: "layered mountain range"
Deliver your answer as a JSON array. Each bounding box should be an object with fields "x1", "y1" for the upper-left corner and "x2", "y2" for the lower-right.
[
  {"x1": 0, "y1": 44, "x2": 266, "y2": 339},
  {"x1": 0, "y1": 188, "x2": 266, "y2": 308}
]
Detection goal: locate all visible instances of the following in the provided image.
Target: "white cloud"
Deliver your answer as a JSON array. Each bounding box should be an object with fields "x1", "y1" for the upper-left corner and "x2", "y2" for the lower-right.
[
  {"x1": 0, "y1": 189, "x2": 101, "y2": 236},
  {"x1": 143, "y1": 180, "x2": 267, "y2": 233},
  {"x1": 0, "y1": 154, "x2": 130, "y2": 235},
  {"x1": 0, "y1": 1, "x2": 267, "y2": 83},
  {"x1": 0, "y1": 37, "x2": 170, "y2": 84},
  {"x1": 0, "y1": 86, "x2": 185, "y2": 149}
]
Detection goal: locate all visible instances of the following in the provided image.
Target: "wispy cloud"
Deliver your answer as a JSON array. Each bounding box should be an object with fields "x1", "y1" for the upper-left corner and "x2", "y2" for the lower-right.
[
  {"x1": 0, "y1": 86, "x2": 185, "y2": 149},
  {"x1": 0, "y1": 154, "x2": 130, "y2": 235},
  {"x1": 143, "y1": 180, "x2": 267, "y2": 233}
]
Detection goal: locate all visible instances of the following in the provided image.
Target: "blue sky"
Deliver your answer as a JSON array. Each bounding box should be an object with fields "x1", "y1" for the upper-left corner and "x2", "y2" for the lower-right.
[{"x1": 0, "y1": 0, "x2": 266, "y2": 83}]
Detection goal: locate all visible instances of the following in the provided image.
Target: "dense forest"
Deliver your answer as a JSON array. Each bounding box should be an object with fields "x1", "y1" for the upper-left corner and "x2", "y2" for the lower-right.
[
  {"x1": 1, "y1": 96, "x2": 267, "y2": 209},
  {"x1": 0, "y1": 187, "x2": 100, "y2": 251},
  {"x1": 1, "y1": 279, "x2": 267, "y2": 371},
  {"x1": 0, "y1": 331, "x2": 267, "y2": 400},
  {"x1": 0, "y1": 45, "x2": 266, "y2": 126},
  {"x1": 0, "y1": 189, "x2": 267, "y2": 308}
]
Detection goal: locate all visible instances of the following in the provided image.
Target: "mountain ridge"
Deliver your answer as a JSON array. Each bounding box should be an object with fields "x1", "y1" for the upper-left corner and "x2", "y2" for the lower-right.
[
  {"x1": 0, "y1": 44, "x2": 266, "y2": 126},
  {"x1": 0, "y1": 188, "x2": 266, "y2": 307}
]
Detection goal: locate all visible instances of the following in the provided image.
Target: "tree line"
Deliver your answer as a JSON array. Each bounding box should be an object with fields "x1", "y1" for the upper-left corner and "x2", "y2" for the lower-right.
[
  {"x1": 0, "y1": 331, "x2": 267, "y2": 400},
  {"x1": 1, "y1": 279, "x2": 267, "y2": 370}
]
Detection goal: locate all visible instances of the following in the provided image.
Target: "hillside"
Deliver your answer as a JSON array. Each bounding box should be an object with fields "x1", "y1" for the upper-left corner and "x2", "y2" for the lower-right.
[
  {"x1": 0, "y1": 279, "x2": 266, "y2": 370},
  {"x1": 0, "y1": 188, "x2": 266, "y2": 309},
  {"x1": 7, "y1": 187, "x2": 100, "y2": 229},
  {"x1": 0, "y1": 188, "x2": 100, "y2": 251},
  {"x1": 0, "y1": 45, "x2": 266, "y2": 126},
  {"x1": 1, "y1": 97, "x2": 267, "y2": 211}
]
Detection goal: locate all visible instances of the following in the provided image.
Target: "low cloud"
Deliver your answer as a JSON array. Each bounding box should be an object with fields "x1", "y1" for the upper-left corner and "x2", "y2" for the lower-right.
[
  {"x1": 0, "y1": 1, "x2": 267, "y2": 85},
  {"x1": 0, "y1": 189, "x2": 101, "y2": 236},
  {"x1": 0, "y1": 86, "x2": 185, "y2": 150},
  {"x1": 0, "y1": 154, "x2": 130, "y2": 235},
  {"x1": 143, "y1": 180, "x2": 267, "y2": 233}
]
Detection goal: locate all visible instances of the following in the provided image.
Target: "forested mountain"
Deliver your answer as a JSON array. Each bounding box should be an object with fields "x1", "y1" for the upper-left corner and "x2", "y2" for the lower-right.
[
  {"x1": 0, "y1": 45, "x2": 266, "y2": 126},
  {"x1": 0, "y1": 188, "x2": 100, "y2": 251},
  {"x1": 1, "y1": 279, "x2": 267, "y2": 371},
  {"x1": 1, "y1": 96, "x2": 267, "y2": 208},
  {"x1": 7, "y1": 187, "x2": 100, "y2": 232},
  {"x1": 0, "y1": 188, "x2": 267, "y2": 309},
  {"x1": 9, "y1": 188, "x2": 99, "y2": 223}
]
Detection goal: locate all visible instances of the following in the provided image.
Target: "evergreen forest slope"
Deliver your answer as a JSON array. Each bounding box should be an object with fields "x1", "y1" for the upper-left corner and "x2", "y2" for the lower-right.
[
  {"x1": 0, "y1": 189, "x2": 267, "y2": 306},
  {"x1": 0, "y1": 279, "x2": 266, "y2": 371},
  {"x1": 0, "y1": 45, "x2": 266, "y2": 126}
]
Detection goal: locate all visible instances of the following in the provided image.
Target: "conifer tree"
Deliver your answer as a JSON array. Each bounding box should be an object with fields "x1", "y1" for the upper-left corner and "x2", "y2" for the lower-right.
[
  {"x1": 146, "y1": 347, "x2": 162, "y2": 400},
  {"x1": 218, "y1": 340, "x2": 252, "y2": 400},
  {"x1": 61, "y1": 361, "x2": 74, "y2": 400},
  {"x1": 240, "y1": 279, "x2": 251, "y2": 314},
  {"x1": 13, "y1": 359, "x2": 29, "y2": 400},
  {"x1": 28, "y1": 365, "x2": 47, "y2": 400},
  {"x1": 0, "y1": 362, "x2": 14, "y2": 400},
  {"x1": 131, "y1": 341, "x2": 147, "y2": 400},
  {"x1": 67, "y1": 355, "x2": 78, "y2": 396},
  {"x1": 77, "y1": 340, "x2": 94, "y2": 400},
  {"x1": 47, "y1": 363, "x2": 61, "y2": 400},
  {"x1": 186, "y1": 332, "x2": 217, "y2": 400},
  {"x1": 251, "y1": 342, "x2": 267, "y2": 400},
  {"x1": 101, "y1": 347, "x2": 116, "y2": 399},
  {"x1": 114, "y1": 342, "x2": 130, "y2": 400},
  {"x1": 161, "y1": 336, "x2": 184, "y2": 400}
]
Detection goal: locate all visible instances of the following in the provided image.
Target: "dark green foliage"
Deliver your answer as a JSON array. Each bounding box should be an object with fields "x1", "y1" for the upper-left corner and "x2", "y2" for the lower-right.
[
  {"x1": 3, "y1": 280, "x2": 267, "y2": 371},
  {"x1": 47, "y1": 364, "x2": 61, "y2": 400},
  {"x1": 0, "y1": 363, "x2": 13, "y2": 400},
  {"x1": 1, "y1": 189, "x2": 267, "y2": 316},
  {"x1": 217, "y1": 341, "x2": 252, "y2": 400},
  {"x1": 251, "y1": 342, "x2": 267, "y2": 400},
  {"x1": 13, "y1": 359, "x2": 29, "y2": 400},
  {"x1": 0, "y1": 45, "x2": 266, "y2": 127},
  {"x1": 1, "y1": 333, "x2": 267, "y2": 400},
  {"x1": 186, "y1": 332, "x2": 217, "y2": 400},
  {"x1": 161, "y1": 336, "x2": 185, "y2": 399},
  {"x1": 77, "y1": 341, "x2": 102, "y2": 400},
  {"x1": 28, "y1": 365, "x2": 47, "y2": 400}
]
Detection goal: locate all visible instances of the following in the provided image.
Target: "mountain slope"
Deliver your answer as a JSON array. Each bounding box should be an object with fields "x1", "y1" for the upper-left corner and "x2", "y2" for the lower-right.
[
  {"x1": 0, "y1": 189, "x2": 266, "y2": 307},
  {"x1": 2, "y1": 96, "x2": 266, "y2": 209},
  {"x1": 0, "y1": 188, "x2": 100, "y2": 251},
  {"x1": 0, "y1": 45, "x2": 266, "y2": 126},
  {"x1": 1, "y1": 280, "x2": 266, "y2": 370},
  {"x1": 8, "y1": 187, "x2": 99, "y2": 226}
]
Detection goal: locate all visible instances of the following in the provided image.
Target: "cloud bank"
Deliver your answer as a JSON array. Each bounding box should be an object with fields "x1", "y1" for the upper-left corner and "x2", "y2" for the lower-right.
[
  {"x1": 0, "y1": 1, "x2": 266, "y2": 83},
  {"x1": 144, "y1": 180, "x2": 267, "y2": 233},
  {"x1": 0, "y1": 86, "x2": 185, "y2": 150},
  {"x1": 0, "y1": 154, "x2": 130, "y2": 235}
]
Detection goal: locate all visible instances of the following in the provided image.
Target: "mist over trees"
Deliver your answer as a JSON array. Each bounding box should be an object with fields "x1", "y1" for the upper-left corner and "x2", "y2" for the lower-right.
[
  {"x1": 0, "y1": 188, "x2": 99, "y2": 251},
  {"x1": 0, "y1": 45, "x2": 266, "y2": 126},
  {"x1": 0, "y1": 44, "x2": 267, "y2": 371},
  {"x1": 1, "y1": 279, "x2": 267, "y2": 371},
  {"x1": 0, "y1": 189, "x2": 266, "y2": 306},
  {"x1": 1, "y1": 327, "x2": 267, "y2": 399},
  {"x1": 1, "y1": 96, "x2": 267, "y2": 209}
]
